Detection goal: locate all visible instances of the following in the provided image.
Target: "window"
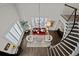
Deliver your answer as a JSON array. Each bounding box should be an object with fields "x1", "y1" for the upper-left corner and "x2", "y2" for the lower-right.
[
  {"x1": 31, "y1": 17, "x2": 46, "y2": 28},
  {"x1": 40, "y1": 17, "x2": 45, "y2": 27},
  {"x1": 6, "y1": 32, "x2": 18, "y2": 44},
  {"x1": 5, "y1": 21, "x2": 23, "y2": 45}
]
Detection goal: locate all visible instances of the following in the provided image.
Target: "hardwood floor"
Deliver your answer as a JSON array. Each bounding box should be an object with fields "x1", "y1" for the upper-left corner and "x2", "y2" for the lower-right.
[
  {"x1": 49, "y1": 30, "x2": 62, "y2": 46},
  {"x1": 20, "y1": 47, "x2": 48, "y2": 56},
  {"x1": 20, "y1": 30, "x2": 62, "y2": 56},
  {"x1": 20, "y1": 36, "x2": 48, "y2": 56}
]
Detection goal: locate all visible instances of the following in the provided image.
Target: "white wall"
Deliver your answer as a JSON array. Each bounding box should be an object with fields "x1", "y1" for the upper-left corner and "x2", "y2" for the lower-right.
[
  {"x1": 15, "y1": 3, "x2": 39, "y2": 20},
  {"x1": 16, "y1": 3, "x2": 64, "y2": 18},
  {"x1": 69, "y1": 3, "x2": 79, "y2": 15},
  {"x1": 16, "y1": 3, "x2": 64, "y2": 30},
  {"x1": 0, "y1": 3, "x2": 20, "y2": 53},
  {"x1": 62, "y1": 3, "x2": 79, "y2": 15}
]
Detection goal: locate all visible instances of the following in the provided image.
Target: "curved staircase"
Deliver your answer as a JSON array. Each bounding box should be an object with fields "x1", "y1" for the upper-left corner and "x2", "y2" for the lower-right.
[
  {"x1": 48, "y1": 4, "x2": 79, "y2": 56},
  {"x1": 48, "y1": 22, "x2": 79, "y2": 56}
]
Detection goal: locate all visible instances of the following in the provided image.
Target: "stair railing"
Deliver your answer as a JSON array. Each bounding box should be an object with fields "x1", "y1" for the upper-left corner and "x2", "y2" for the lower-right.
[
  {"x1": 50, "y1": 4, "x2": 77, "y2": 48},
  {"x1": 63, "y1": 4, "x2": 77, "y2": 40},
  {"x1": 48, "y1": 4, "x2": 78, "y2": 56}
]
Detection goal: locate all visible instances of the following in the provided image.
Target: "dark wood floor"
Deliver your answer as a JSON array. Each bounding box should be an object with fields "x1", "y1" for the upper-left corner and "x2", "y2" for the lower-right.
[
  {"x1": 20, "y1": 30, "x2": 62, "y2": 56},
  {"x1": 20, "y1": 47, "x2": 48, "y2": 56},
  {"x1": 49, "y1": 30, "x2": 61, "y2": 46}
]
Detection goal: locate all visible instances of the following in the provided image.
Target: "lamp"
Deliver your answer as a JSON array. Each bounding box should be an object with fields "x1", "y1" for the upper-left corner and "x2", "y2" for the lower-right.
[
  {"x1": 46, "y1": 20, "x2": 54, "y2": 40},
  {"x1": 46, "y1": 21, "x2": 52, "y2": 28}
]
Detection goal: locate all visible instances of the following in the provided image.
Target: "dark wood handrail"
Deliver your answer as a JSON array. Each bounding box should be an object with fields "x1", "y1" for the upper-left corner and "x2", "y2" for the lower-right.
[
  {"x1": 67, "y1": 10, "x2": 75, "y2": 21},
  {"x1": 63, "y1": 4, "x2": 77, "y2": 40},
  {"x1": 66, "y1": 9, "x2": 77, "y2": 37},
  {"x1": 65, "y1": 4, "x2": 77, "y2": 10}
]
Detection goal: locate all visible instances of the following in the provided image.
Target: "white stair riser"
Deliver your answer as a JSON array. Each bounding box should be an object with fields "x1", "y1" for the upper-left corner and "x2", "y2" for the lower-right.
[
  {"x1": 66, "y1": 38, "x2": 78, "y2": 43},
  {"x1": 61, "y1": 42, "x2": 73, "y2": 51},
  {"x1": 71, "y1": 32, "x2": 79, "y2": 36},
  {"x1": 59, "y1": 44, "x2": 70, "y2": 55},
  {"x1": 69, "y1": 35, "x2": 79, "y2": 40},
  {"x1": 64, "y1": 40, "x2": 77, "y2": 48}
]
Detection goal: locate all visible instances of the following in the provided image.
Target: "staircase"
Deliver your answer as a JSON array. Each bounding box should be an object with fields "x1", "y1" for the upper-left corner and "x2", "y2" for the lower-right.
[{"x1": 48, "y1": 4, "x2": 79, "y2": 56}]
